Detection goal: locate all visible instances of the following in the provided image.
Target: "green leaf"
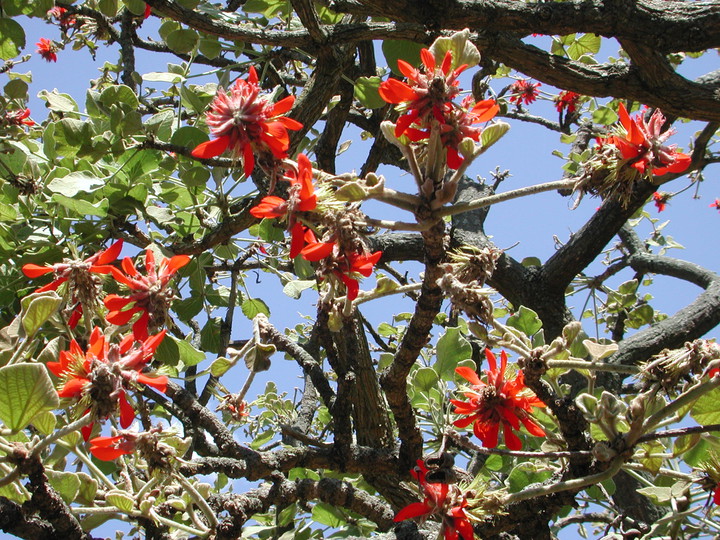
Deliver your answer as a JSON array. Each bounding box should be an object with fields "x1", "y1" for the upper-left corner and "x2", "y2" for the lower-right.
[
  {"x1": 166, "y1": 29, "x2": 199, "y2": 54},
  {"x1": 46, "y1": 470, "x2": 81, "y2": 504},
  {"x1": 567, "y1": 33, "x2": 601, "y2": 61},
  {"x1": 106, "y1": 490, "x2": 135, "y2": 513},
  {"x1": 507, "y1": 306, "x2": 543, "y2": 336},
  {"x1": 200, "y1": 317, "x2": 222, "y2": 354},
  {"x1": 311, "y1": 502, "x2": 347, "y2": 528},
  {"x1": 481, "y1": 122, "x2": 510, "y2": 151},
  {"x1": 142, "y1": 71, "x2": 186, "y2": 84},
  {"x1": 38, "y1": 90, "x2": 78, "y2": 113},
  {"x1": 21, "y1": 291, "x2": 62, "y2": 337},
  {"x1": 98, "y1": 0, "x2": 119, "y2": 17},
  {"x1": 0, "y1": 202, "x2": 18, "y2": 222},
  {"x1": 210, "y1": 357, "x2": 233, "y2": 377},
  {"x1": 282, "y1": 280, "x2": 315, "y2": 299},
  {"x1": 47, "y1": 172, "x2": 105, "y2": 197},
  {"x1": 32, "y1": 410, "x2": 57, "y2": 435},
  {"x1": 52, "y1": 194, "x2": 109, "y2": 217},
  {"x1": 99, "y1": 85, "x2": 139, "y2": 112},
  {"x1": 413, "y1": 367, "x2": 439, "y2": 392},
  {"x1": 4, "y1": 78, "x2": 28, "y2": 99},
  {"x1": 636, "y1": 486, "x2": 673, "y2": 505},
  {"x1": 155, "y1": 335, "x2": 205, "y2": 367},
  {"x1": 592, "y1": 106, "x2": 618, "y2": 125},
  {"x1": 429, "y1": 29, "x2": 481, "y2": 70},
  {"x1": 171, "y1": 126, "x2": 209, "y2": 149},
  {"x1": 0, "y1": 364, "x2": 59, "y2": 432},
  {"x1": 199, "y1": 37, "x2": 221, "y2": 59},
  {"x1": 76, "y1": 473, "x2": 98, "y2": 505},
  {"x1": 121, "y1": 0, "x2": 147, "y2": 16},
  {"x1": 382, "y1": 40, "x2": 424, "y2": 76},
  {"x1": 435, "y1": 327, "x2": 472, "y2": 380},
  {"x1": 0, "y1": 19, "x2": 25, "y2": 60},
  {"x1": 249, "y1": 429, "x2": 274, "y2": 450},
  {"x1": 507, "y1": 462, "x2": 552, "y2": 492},
  {"x1": 354, "y1": 76, "x2": 385, "y2": 109},
  {"x1": 690, "y1": 386, "x2": 720, "y2": 425},
  {"x1": 241, "y1": 298, "x2": 270, "y2": 320}
]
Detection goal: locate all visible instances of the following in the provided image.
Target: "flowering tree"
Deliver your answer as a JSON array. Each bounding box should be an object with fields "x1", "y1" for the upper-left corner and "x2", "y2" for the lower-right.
[{"x1": 1, "y1": 1, "x2": 720, "y2": 539}]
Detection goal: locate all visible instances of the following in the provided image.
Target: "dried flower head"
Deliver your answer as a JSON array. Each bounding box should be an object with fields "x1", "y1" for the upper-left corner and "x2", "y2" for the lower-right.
[{"x1": 639, "y1": 339, "x2": 720, "y2": 394}]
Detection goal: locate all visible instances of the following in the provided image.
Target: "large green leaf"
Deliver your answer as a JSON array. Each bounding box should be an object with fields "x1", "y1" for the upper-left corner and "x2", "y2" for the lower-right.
[
  {"x1": 21, "y1": 291, "x2": 62, "y2": 338},
  {"x1": 47, "y1": 172, "x2": 105, "y2": 197},
  {"x1": 354, "y1": 76, "x2": 386, "y2": 109},
  {"x1": 382, "y1": 40, "x2": 424, "y2": 76},
  {"x1": 0, "y1": 364, "x2": 59, "y2": 432},
  {"x1": 507, "y1": 306, "x2": 543, "y2": 336},
  {"x1": 0, "y1": 19, "x2": 25, "y2": 60},
  {"x1": 435, "y1": 327, "x2": 472, "y2": 380},
  {"x1": 241, "y1": 298, "x2": 270, "y2": 319},
  {"x1": 690, "y1": 386, "x2": 720, "y2": 425}
]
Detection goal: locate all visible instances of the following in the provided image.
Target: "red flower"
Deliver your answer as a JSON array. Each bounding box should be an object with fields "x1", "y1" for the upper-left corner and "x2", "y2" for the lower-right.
[
  {"x1": 144, "y1": 3, "x2": 152, "y2": 18},
  {"x1": 22, "y1": 239, "x2": 123, "y2": 328},
  {"x1": 714, "y1": 484, "x2": 720, "y2": 506},
  {"x1": 652, "y1": 192, "x2": 670, "y2": 212},
  {"x1": 47, "y1": 7, "x2": 77, "y2": 29},
  {"x1": 440, "y1": 96, "x2": 500, "y2": 169},
  {"x1": 191, "y1": 66, "x2": 303, "y2": 177},
  {"x1": 89, "y1": 433, "x2": 137, "y2": 461},
  {"x1": 451, "y1": 349, "x2": 545, "y2": 450},
  {"x1": 508, "y1": 80, "x2": 540, "y2": 106},
  {"x1": 600, "y1": 103, "x2": 691, "y2": 176},
  {"x1": 710, "y1": 199, "x2": 720, "y2": 212},
  {"x1": 48, "y1": 327, "x2": 167, "y2": 433},
  {"x1": 332, "y1": 250, "x2": 383, "y2": 301},
  {"x1": 4, "y1": 108, "x2": 34, "y2": 127},
  {"x1": 379, "y1": 48, "x2": 468, "y2": 138},
  {"x1": 106, "y1": 249, "x2": 190, "y2": 340},
  {"x1": 394, "y1": 460, "x2": 474, "y2": 540},
  {"x1": 555, "y1": 90, "x2": 581, "y2": 113},
  {"x1": 36, "y1": 38, "x2": 58, "y2": 62}
]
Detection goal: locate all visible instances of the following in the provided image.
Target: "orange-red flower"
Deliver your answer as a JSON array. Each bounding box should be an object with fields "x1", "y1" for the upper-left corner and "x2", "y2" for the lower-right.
[
  {"x1": 600, "y1": 103, "x2": 691, "y2": 176},
  {"x1": 47, "y1": 6, "x2": 77, "y2": 29},
  {"x1": 451, "y1": 349, "x2": 545, "y2": 450},
  {"x1": 191, "y1": 66, "x2": 302, "y2": 177},
  {"x1": 710, "y1": 199, "x2": 720, "y2": 212},
  {"x1": 379, "y1": 48, "x2": 468, "y2": 138},
  {"x1": 106, "y1": 249, "x2": 190, "y2": 340},
  {"x1": 555, "y1": 90, "x2": 581, "y2": 113},
  {"x1": 36, "y1": 38, "x2": 58, "y2": 62},
  {"x1": 331, "y1": 250, "x2": 383, "y2": 301},
  {"x1": 48, "y1": 327, "x2": 167, "y2": 436},
  {"x1": 89, "y1": 433, "x2": 137, "y2": 461},
  {"x1": 652, "y1": 192, "x2": 669, "y2": 212},
  {"x1": 4, "y1": 108, "x2": 34, "y2": 127},
  {"x1": 22, "y1": 239, "x2": 123, "y2": 328},
  {"x1": 508, "y1": 80, "x2": 540, "y2": 106},
  {"x1": 394, "y1": 460, "x2": 474, "y2": 540},
  {"x1": 440, "y1": 96, "x2": 499, "y2": 169}
]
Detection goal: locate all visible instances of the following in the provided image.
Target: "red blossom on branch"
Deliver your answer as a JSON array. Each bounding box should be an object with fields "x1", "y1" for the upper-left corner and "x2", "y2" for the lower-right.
[
  {"x1": 652, "y1": 192, "x2": 670, "y2": 212},
  {"x1": 4, "y1": 108, "x2": 34, "y2": 127},
  {"x1": 394, "y1": 460, "x2": 475, "y2": 540},
  {"x1": 22, "y1": 239, "x2": 123, "y2": 328},
  {"x1": 89, "y1": 433, "x2": 137, "y2": 461},
  {"x1": 599, "y1": 103, "x2": 692, "y2": 176},
  {"x1": 440, "y1": 96, "x2": 500, "y2": 169},
  {"x1": 48, "y1": 327, "x2": 167, "y2": 438},
  {"x1": 191, "y1": 66, "x2": 303, "y2": 177},
  {"x1": 47, "y1": 7, "x2": 77, "y2": 29},
  {"x1": 710, "y1": 199, "x2": 720, "y2": 212},
  {"x1": 105, "y1": 249, "x2": 190, "y2": 340},
  {"x1": 451, "y1": 349, "x2": 545, "y2": 450},
  {"x1": 555, "y1": 90, "x2": 581, "y2": 113},
  {"x1": 379, "y1": 48, "x2": 468, "y2": 138},
  {"x1": 36, "y1": 38, "x2": 58, "y2": 62},
  {"x1": 508, "y1": 80, "x2": 540, "y2": 106}
]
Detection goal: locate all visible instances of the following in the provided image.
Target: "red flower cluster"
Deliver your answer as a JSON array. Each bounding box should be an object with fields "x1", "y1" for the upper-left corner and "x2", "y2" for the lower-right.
[
  {"x1": 47, "y1": 7, "x2": 77, "y2": 29},
  {"x1": 22, "y1": 239, "x2": 123, "y2": 328},
  {"x1": 394, "y1": 460, "x2": 474, "y2": 540},
  {"x1": 302, "y1": 247, "x2": 382, "y2": 301},
  {"x1": 710, "y1": 199, "x2": 720, "y2": 212},
  {"x1": 599, "y1": 103, "x2": 691, "y2": 177},
  {"x1": 378, "y1": 48, "x2": 499, "y2": 169},
  {"x1": 555, "y1": 90, "x2": 581, "y2": 113},
  {"x1": 508, "y1": 80, "x2": 540, "y2": 106},
  {"x1": 191, "y1": 66, "x2": 302, "y2": 177},
  {"x1": 48, "y1": 327, "x2": 167, "y2": 438},
  {"x1": 36, "y1": 38, "x2": 58, "y2": 62},
  {"x1": 451, "y1": 349, "x2": 545, "y2": 450},
  {"x1": 106, "y1": 249, "x2": 190, "y2": 340},
  {"x1": 4, "y1": 108, "x2": 34, "y2": 127},
  {"x1": 652, "y1": 192, "x2": 670, "y2": 212},
  {"x1": 89, "y1": 433, "x2": 137, "y2": 461}
]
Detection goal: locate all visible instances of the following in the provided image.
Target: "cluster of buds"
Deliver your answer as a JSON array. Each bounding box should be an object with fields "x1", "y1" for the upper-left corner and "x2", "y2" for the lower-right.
[
  {"x1": 576, "y1": 103, "x2": 691, "y2": 207},
  {"x1": 437, "y1": 245, "x2": 500, "y2": 324},
  {"x1": 639, "y1": 339, "x2": 720, "y2": 394},
  {"x1": 576, "y1": 390, "x2": 630, "y2": 442}
]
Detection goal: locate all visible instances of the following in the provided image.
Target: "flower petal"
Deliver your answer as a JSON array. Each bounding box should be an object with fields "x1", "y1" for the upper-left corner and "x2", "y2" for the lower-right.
[{"x1": 191, "y1": 135, "x2": 230, "y2": 159}]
